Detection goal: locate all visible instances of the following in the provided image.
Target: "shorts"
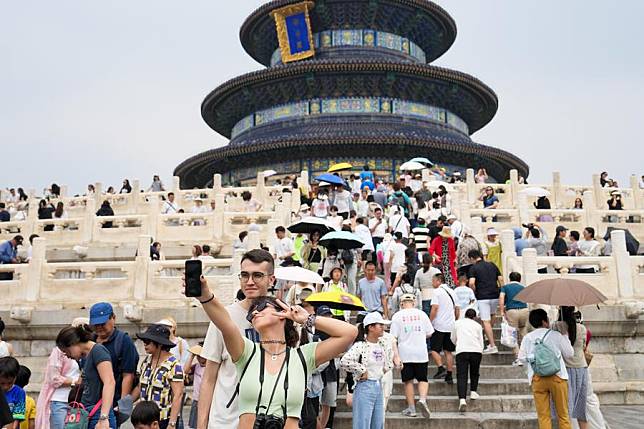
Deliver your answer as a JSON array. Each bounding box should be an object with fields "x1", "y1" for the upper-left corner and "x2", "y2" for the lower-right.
[
  {"x1": 321, "y1": 381, "x2": 337, "y2": 407},
  {"x1": 401, "y1": 362, "x2": 429, "y2": 383},
  {"x1": 478, "y1": 299, "x2": 499, "y2": 321},
  {"x1": 430, "y1": 331, "x2": 456, "y2": 353}
]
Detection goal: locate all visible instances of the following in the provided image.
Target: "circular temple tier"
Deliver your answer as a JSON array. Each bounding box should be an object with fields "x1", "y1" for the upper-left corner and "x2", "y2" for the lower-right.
[{"x1": 175, "y1": 0, "x2": 529, "y2": 186}]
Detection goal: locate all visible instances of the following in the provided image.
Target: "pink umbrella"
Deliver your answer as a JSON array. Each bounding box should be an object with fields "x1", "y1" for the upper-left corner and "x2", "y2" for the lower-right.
[{"x1": 514, "y1": 278, "x2": 607, "y2": 307}]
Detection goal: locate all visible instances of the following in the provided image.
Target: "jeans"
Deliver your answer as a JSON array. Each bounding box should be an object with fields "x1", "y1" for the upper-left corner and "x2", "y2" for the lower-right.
[
  {"x1": 346, "y1": 263, "x2": 358, "y2": 296},
  {"x1": 50, "y1": 401, "x2": 69, "y2": 429},
  {"x1": 87, "y1": 409, "x2": 116, "y2": 429},
  {"x1": 352, "y1": 380, "x2": 384, "y2": 429},
  {"x1": 456, "y1": 352, "x2": 482, "y2": 399}
]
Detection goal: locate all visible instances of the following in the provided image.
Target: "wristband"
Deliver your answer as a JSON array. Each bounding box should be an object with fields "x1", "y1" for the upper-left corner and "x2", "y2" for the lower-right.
[
  {"x1": 305, "y1": 314, "x2": 317, "y2": 332},
  {"x1": 199, "y1": 294, "x2": 215, "y2": 304}
]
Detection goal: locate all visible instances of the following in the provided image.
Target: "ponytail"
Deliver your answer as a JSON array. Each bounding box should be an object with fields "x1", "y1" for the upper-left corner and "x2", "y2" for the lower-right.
[{"x1": 56, "y1": 324, "x2": 95, "y2": 349}]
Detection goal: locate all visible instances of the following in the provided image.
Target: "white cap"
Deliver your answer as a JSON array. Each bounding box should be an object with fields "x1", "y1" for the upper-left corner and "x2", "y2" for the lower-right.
[
  {"x1": 487, "y1": 227, "x2": 499, "y2": 236},
  {"x1": 447, "y1": 214, "x2": 457, "y2": 220},
  {"x1": 362, "y1": 312, "x2": 391, "y2": 327}
]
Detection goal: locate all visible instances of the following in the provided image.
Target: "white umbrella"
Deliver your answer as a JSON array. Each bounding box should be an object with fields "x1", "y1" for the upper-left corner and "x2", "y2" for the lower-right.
[
  {"x1": 399, "y1": 161, "x2": 426, "y2": 171},
  {"x1": 262, "y1": 169, "x2": 277, "y2": 177},
  {"x1": 520, "y1": 187, "x2": 551, "y2": 197},
  {"x1": 410, "y1": 157, "x2": 434, "y2": 165},
  {"x1": 275, "y1": 266, "x2": 325, "y2": 284}
]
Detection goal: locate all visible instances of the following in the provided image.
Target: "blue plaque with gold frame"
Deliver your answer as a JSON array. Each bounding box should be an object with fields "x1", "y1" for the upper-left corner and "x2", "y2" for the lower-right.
[{"x1": 271, "y1": 1, "x2": 316, "y2": 63}]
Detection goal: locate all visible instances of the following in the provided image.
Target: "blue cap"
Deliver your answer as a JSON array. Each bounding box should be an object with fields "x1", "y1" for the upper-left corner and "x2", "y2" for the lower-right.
[
  {"x1": 89, "y1": 302, "x2": 113, "y2": 325},
  {"x1": 316, "y1": 305, "x2": 333, "y2": 316}
]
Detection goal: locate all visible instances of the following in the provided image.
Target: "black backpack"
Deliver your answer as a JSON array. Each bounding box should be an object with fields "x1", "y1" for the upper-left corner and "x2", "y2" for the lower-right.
[{"x1": 341, "y1": 249, "x2": 354, "y2": 265}]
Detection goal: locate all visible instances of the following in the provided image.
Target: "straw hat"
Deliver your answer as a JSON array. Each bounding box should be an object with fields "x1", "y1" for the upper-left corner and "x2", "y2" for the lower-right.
[{"x1": 438, "y1": 226, "x2": 453, "y2": 238}]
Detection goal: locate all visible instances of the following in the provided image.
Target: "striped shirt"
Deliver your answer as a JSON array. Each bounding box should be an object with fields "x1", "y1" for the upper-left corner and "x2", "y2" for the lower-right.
[{"x1": 412, "y1": 226, "x2": 429, "y2": 251}]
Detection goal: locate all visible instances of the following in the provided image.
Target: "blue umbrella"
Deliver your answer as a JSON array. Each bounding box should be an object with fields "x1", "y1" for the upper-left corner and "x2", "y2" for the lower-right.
[
  {"x1": 314, "y1": 173, "x2": 347, "y2": 187},
  {"x1": 410, "y1": 157, "x2": 434, "y2": 166},
  {"x1": 319, "y1": 231, "x2": 365, "y2": 250},
  {"x1": 361, "y1": 180, "x2": 375, "y2": 191}
]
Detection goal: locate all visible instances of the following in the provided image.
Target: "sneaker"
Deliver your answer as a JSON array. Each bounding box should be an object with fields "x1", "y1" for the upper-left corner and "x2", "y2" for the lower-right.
[
  {"x1": 470, "y1": 391, "x2": 480, "y2": 400},
  {"x1": 432, "y1": 366, "x2": 447, "y2": 379},
  {"x1": 458, "y1": 399, "x2": 467, "y2": 413},
  {"x1": 482, "y1": 345, "x2": 499, "y2": 354},
  {"x1": 512, "y1": 358, "x2": 524, "y2": 367},
  {"x1": 417, "y1": 400, "x2": 431, "y2": 419},
  {"x1": 401, "y1": 408, "x2": 417, "y2": 417},
  {"x1": 445, "y1": 372, "x2": 454, "y2": 385}
]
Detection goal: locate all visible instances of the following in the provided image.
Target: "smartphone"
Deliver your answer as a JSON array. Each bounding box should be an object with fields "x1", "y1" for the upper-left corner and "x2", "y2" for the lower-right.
[{"x1": 185, "y1": 260, "x2": 202, "y2": 297}]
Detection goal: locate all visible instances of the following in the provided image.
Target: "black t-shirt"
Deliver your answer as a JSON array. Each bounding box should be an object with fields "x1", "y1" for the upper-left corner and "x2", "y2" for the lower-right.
[
  {"x1": 551, "y1": 237, "x2": 568, "y2": 256},
  {"x1": 469, "y1": 260, "x2": 501, "y2": 300}
]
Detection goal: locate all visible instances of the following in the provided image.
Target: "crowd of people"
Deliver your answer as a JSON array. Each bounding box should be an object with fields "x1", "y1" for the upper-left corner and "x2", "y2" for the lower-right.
[{"x1": 0, "y1": 166, "x2": 637, "y2": 429}]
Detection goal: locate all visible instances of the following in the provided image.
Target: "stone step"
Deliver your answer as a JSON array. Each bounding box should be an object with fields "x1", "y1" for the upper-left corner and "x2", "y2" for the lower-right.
[
  {"x1": 336, "y1": 394, "x2": 535, "y2": 413},
  {"x1": 333, "y1": 411, "x2": 539, "y2": 429},
  {"x1": 391, "y1": 364, "x2": 526, "y2": 380},
  {"x1": 389, "y1": 379, "x2": 531, "y2": 396}
]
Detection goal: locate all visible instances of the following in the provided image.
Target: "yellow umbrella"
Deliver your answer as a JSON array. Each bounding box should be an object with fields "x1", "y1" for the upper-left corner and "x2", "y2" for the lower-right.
[
  {"x1": 327, "y1": 162, "x2": 353, "y2": 173},
  {"x1": 305, "y1": 291, "x2": 365, "y2": 311}
]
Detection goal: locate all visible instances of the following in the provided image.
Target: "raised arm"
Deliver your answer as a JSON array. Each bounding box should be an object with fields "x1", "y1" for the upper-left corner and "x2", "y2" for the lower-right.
[
  {"x1": 273, "y1": 300, "x2": 357, "y2": 368},
  {"x1": 188, "y1": 276, "x2": 245, "y2": 362}
]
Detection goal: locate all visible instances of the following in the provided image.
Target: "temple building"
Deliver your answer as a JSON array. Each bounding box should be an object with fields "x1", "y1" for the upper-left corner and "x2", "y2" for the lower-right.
[{"x1": 175, "y1": 0, "x2": 529, "y2": 187}]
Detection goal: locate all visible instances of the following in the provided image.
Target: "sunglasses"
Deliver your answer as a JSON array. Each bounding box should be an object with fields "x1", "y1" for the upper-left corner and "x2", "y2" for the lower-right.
[{"x1": 246, "y1": 301, "x2": 279, "y2": 323}]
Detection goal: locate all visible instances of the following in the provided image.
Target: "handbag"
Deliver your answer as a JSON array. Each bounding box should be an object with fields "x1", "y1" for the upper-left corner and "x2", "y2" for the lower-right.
[
  {"x1": 500, "y1": 319, "x2": 518, "y2": 349},
  {"x1": 64, "y1": 400, "x2": 102, "y2": 429}
]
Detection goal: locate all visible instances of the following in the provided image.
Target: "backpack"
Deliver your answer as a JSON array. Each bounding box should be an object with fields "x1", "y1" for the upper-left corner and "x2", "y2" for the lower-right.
[
  {"x1": 530, "y1": 330, "x2": 561, "y2": 377},
  {"x1": 389, "y1": 193, "x2": 409, "y2": 214},
  {"x1": 341, "y1": 249, "x2": 354, "y2": 265}
]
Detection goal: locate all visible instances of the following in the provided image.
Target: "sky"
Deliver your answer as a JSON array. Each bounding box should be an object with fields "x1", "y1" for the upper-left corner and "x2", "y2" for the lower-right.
[{"x1": 1, "y1": 1, "x2": 643, "y2": 194}]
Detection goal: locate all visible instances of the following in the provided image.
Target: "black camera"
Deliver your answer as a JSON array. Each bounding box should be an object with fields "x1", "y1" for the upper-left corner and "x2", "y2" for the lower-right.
[
  {"x1": 253, "y1": 414, "x2": 284, "y2": 429},
  {"x1": 522, "y1": 223, "x2": 535, "y2": 230}
]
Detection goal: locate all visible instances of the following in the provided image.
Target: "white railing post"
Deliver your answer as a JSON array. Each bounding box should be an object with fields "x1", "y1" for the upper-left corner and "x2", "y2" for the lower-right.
[
  {"x1": 213, "y1": 194, "x2": 225, "y2": 241},
  {"x1": 25, "y1": 237, "x2": 46, "y2": 302},
  {"x1": 582, "y1": 191, "x2": 598, "y2": 232},
  {"x1": 94, "y1": 182, "x2": 103, "y2": 203},
  {"x1": 256, "y1": 172, "x2": 268, "y2": 208},
  {"x1": 131, "y1": 179, "x2": 141, "y2": 213},
  {"x1": 518, "y1": 192, "x2": 530, "y2": 227},
  {"x1": 60, "y1": 185, "x2": 68, "y2": 198},
  {"x1": 552, "y1": 171, "x2": 562, "y2": 208},
  {"x1": 84, "y1": 197, "x2": 97, "y2": 243},
  {"x1": 247, "y1": 230, "x2": 261, "y2": 250},
  {"x1": 611, "y1": 230, "x2": 634, "y2": 300},
  {"x1": 134, "y1": 235, "x2": 152, "y2": 301},
  {"x1": 466, "y1": 168, "x2": 476, "y2": 204},
  {"x1": 521, "y1": 248, "x2": 539, "y2": 286},
  {"x1": 146, "y1": 195, "x2": 159, "y2": 239},
  {"x1": 500, "y1": 229, "x2": 517, "y2": 281},
  {"x1": 591, "y1": 174, "x2": 603, "y2": 209},
  {"x1": 509, "y1": 169, "x2": 519, "y2": 208},
  {"x1": 299, "y1": 170, "x2": 310, "y2": 196},
  {"x1": 212, "y1": 174, "x2": 222, "y2": 194},
  {"x1": 630, "y1": 174, "x2": 641, "y2": 209}
]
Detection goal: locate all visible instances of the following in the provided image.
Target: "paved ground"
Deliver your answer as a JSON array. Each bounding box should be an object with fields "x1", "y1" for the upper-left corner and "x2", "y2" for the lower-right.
[{"x1": 601, "y1": 405, "x2": 644, "y2": 429}]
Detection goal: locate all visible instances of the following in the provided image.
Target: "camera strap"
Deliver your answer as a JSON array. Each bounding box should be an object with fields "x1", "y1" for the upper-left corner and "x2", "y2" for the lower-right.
[
  {"x1": 226, "y1": 343, "x2": 257, "y2": 409},
  {"x1": 259, "y1": 347, "x2": 290, "y2": 418}
]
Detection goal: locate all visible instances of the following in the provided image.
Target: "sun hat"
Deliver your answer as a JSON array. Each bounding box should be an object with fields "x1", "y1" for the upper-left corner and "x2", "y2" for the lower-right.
[
  {"x1": 362, "y1": 312, "x2": 391, "y2": 327},
  {"x1": 400, "y1": 293, "x2": 416, "y2": 302},
  {"x1": 189, "y1": 344, "x2": 204, "y2": 357},
  {"x1": 487, "y1": 227, "x2": 499, "y2": 236},
  {"x1": 447, "y1": 214, "x2": 457, "y2": 221},
  {"x1": 89, "y1": 302, "x2": 113, "y2": 325},
  {"x1": 438, "y1": 226, "x2": 453, "y2": 238},
  {"x1": 136, "y1": 324, "x2": 176, "y2": 347}
]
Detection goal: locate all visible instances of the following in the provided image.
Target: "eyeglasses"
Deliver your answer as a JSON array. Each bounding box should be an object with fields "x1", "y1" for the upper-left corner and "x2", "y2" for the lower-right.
[
  {"x1": 238, "y1": 272, "x2": 269, "y2": 282},
  {"x1": 246, "y1": 301, "x2": 278, "y2": 323}
]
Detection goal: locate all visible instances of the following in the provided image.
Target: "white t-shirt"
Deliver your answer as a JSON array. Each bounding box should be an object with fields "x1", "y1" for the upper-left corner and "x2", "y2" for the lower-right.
[
  {"x1": 311, "y1": 199, "x2": 330, "y2": 218},
  {"x1": 388, "y1": 214, "x2": 410, "y2": 238},
  {"x1": 431, "y1": 285, "x2": 458, "y2": 332},
  {"x1": 356, "y1": 200, "x2": 369, "y2": 218},
  {"x1": 388, "y1": 242, "x2": 407, "y2": 273},
  {"x1": 162, "y1": 200, "x2": 179, "y2": 214},
  {"x1": 274, "y1": 237, "x2": 294, "y2": 261},
  {"x1": 326, "y1": 215, "x2": 343, "y2": 231},
  {"x1": 451, "y1": 318, "x2": 484, "y2": 355},
  {"x1": 354, "y1": 224, "x2": 374, "y2": 251},
  {"x1": 50, "y1": 358, "x2": 81, "y2": 402},
  {"x1": 368, "y1": 217, "x2": 387, "y2": 238},
  {"x1": 333, "y1": 190, "x2": 353, "y2": 213},
  {"x1": 390, "y1": 308, "x2": 434, "y2": 363},
  {"x1": 365, "y1": 341, "x2": 386, "y2": 381},
  {"x1": 202, "y1": 302, "x2": 257, "y2": 429}
]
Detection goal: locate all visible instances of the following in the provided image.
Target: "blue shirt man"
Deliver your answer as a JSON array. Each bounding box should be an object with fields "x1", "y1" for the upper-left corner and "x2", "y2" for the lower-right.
[
  {"x1": 358, "y1": 262, "x2": 389, "y2": 318},
  {"x1": 89, "y1": 302, "x2": 139, "y2": 409},
  {"x1": 0, "y1": 236, "x2": 22, "y2": 264}
]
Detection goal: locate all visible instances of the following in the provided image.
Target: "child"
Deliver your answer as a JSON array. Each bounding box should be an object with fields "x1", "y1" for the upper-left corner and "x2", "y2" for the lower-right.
[
  {"x1": 0, "y1": 357, "x2": 25, "y2": 429},
  {"x1": 15, "y1": 366, "x2": 34, "y2": 429},
  {"x1": 454, "y1": 273, "x2": 477, "y2": 318},
  {"x1": 184, "y1": 344, "x2": 206, "y2": 429},
  {"x1": 131, "y1": 401, "x2": 160, "y2": 429}
]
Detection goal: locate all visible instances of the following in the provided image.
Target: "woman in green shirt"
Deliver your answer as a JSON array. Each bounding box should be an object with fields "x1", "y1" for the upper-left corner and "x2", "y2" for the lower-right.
[{"x1": 189, "y1": 277, "x2": 357, "y2": 429}]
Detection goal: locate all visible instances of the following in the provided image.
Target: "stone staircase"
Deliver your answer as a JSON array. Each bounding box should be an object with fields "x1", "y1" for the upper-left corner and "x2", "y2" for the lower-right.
[{"x1": 334, "y1": 326, "x2": 539, "y2": 429}]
